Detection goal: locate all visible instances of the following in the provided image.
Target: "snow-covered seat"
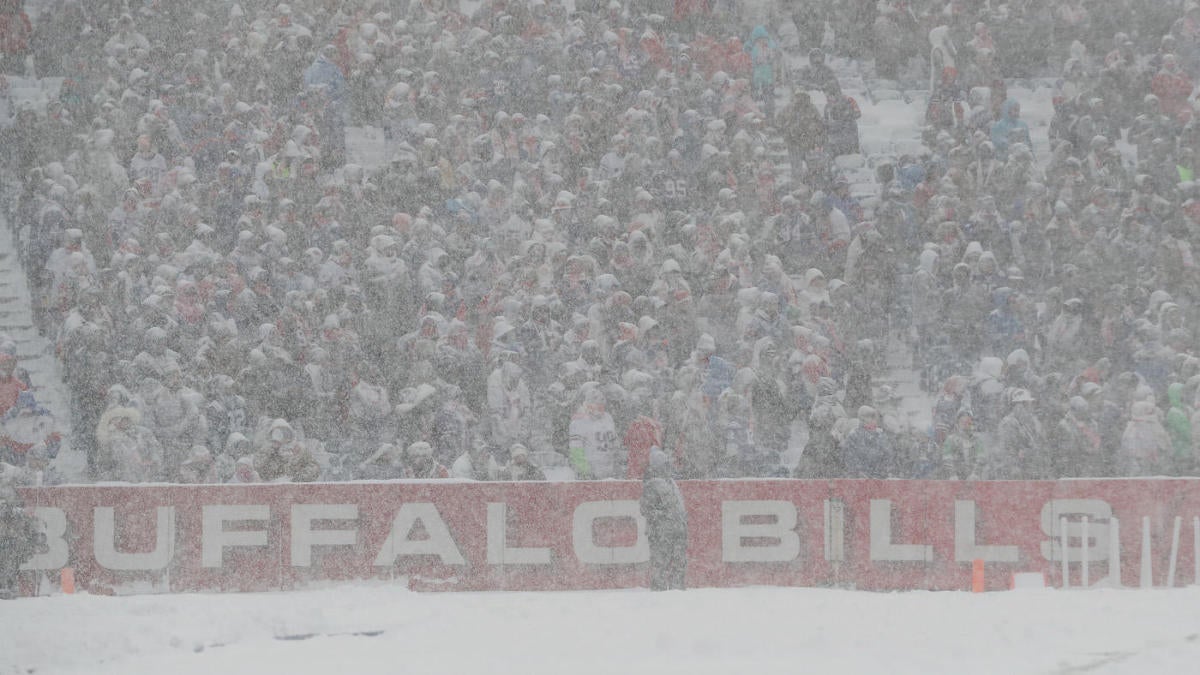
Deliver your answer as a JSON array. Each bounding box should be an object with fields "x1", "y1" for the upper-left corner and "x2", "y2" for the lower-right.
[
  {"x1": 530, "y1": 450, "x2": 575, "y2": 481},
  {"x1": 834, "y1": 153, "x2": 866, "y2": 170},
  {"x1": 892, "y1": 139, "x2": 929, "y2": 157},
  {"x1": 844, "y1": 169, "x2": 875, "y2": 187},
  {"x1": 868, "y1": 153, "x2": 898, "y2": 169},
  {"x1": 859, "y1": 136, "x2": 892, "y2": 157}
]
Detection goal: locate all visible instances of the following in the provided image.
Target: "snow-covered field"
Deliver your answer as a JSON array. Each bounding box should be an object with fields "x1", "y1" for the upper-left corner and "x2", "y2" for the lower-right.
[{"x1": 5, "y1": 583, "x2": 1200, "y2": 674}]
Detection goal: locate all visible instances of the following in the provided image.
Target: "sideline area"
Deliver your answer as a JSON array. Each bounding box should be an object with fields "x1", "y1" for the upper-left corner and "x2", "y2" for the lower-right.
[{"x1": 5, "y1": 583, "x2": 1200, "y2": 674}]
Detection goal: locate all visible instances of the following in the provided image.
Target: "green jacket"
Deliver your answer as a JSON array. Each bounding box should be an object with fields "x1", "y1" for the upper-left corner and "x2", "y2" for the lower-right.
[
  {"x1": 1165, "y1": 383, "x2": 1193, "y2": 460},
  {"x1": 942, "y1": 430, "x2": 985, "y2": 479}
]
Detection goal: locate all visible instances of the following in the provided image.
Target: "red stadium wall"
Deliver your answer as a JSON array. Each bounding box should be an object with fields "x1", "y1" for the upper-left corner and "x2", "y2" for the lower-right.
[{"x1": 14, "y1": 480, "x2": 1200, "y2": 595}]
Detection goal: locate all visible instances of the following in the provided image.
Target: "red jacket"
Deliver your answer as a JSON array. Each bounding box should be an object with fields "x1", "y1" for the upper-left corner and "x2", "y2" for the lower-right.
[
  {"x1": 674, "y1": 0, "x2": 710, "y2": 21},
  {"x1": 0, "y1": 10, "x2": 32, "y2": 55},
  {"x1": 624, "y1": 415, "x2": 664, "y2": 479},
  {"x1": 1152, "y1": 69, "x2": 1193, "y2": 121},
  {"x1": 0, "y1": 375, "x2": 28, "y2": 417}
]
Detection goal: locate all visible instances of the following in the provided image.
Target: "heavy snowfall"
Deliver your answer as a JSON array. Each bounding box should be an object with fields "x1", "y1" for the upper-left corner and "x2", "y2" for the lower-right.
[
  {"x1": 0, "y1": 0, "x2": 1197, "y2": 487},
  {"x1": 3, "y1": 0, "x2": 1200, "y2": 672}
]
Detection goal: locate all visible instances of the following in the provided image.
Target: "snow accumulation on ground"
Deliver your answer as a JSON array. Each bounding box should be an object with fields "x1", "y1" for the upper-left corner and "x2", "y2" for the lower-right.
[{"x1": 4, "y1": 584, "x2": 1200, "y2": 675}]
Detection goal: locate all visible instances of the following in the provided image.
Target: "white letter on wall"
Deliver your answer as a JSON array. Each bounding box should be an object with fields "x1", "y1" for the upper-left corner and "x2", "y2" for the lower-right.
[
  {"x1": 1040, "y1": 499, "x2": 1111, "y2": 563},
  {"x1": 870, "y1": 499, "x2": 933, "y2": 562},
  {"x1": 722, "y1": 500, "x2": 801, "y2": 563},
  {"x1": 487, "y1": 502, "x2": 552, "y2": 565},
  {"x1": 291, "y1": 504, "x2": 358, "y2": 567},
  {"x1": 94, "y1": 506, "x2": 175, "y2": 570},
  {"x1": 954, "y1": 500, "x2": 1019, "y2": 562},
  {"x1": 373, "y1": 503, "x2": 465, "y2": 566},
  {"x1": 572, "y1": 501, "x2": 649, "y2": 564},
  {"x1": 825, "y1": 499, "x2": 846, "y2": 562},
  {"x1": 202, "y1": 505, "x2": 270, "y2": 568}
]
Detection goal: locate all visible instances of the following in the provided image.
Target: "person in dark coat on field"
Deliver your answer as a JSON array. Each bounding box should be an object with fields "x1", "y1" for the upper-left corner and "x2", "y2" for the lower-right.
[
  {"x1": 0, "y1": 468, "x2": 39, "y2": 599},
  {"x1": 640, "y1": 448, "x2": 688, "y2": 591}
]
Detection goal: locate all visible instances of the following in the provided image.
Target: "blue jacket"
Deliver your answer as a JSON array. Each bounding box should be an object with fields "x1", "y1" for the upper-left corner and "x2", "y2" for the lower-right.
[
  {"x1": 990, "y1": 100, "x2": 1032, "y2": 161},
  {"x1": 303, "y1": 55, "x2": 347, "y2": 105},
  {"x1": 745, "y1": 26, "x2": 778, "y2": 87}
]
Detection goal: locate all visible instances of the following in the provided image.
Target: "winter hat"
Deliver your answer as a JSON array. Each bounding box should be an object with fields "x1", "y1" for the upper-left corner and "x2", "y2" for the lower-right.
[
  {"x1": 1069, "y1": 396, "x2": 1089, "y2": 415},
  {"x1": 648, "y1": 447, "x2": 669, "y2": 470},
  {"x1": 1130, "y1": 401, "x2": 1158, "y2": 421},
  {"x1": 637, "y1": 316, "x2": 659, "y2": 335}
]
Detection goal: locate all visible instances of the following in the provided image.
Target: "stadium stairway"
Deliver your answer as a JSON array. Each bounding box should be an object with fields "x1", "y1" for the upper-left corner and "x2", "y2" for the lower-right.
[
  {"x1": 2, "y1": 72, "x2": 81, "y2": 480},
  {"x1": 0, "y1": 209, "x2": 81, "y2": 481}
]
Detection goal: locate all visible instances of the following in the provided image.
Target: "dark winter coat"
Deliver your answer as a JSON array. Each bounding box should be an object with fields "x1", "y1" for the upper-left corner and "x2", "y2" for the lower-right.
[
  {"x1": 842, "y1": 425, "x2": 894, "y2": 478},
  {"x1": 640, "y1": 450, "x2": 688, "y2": 591},
  {"x1": 996, "y1": 410, "x2": 1048, "y2": 479},
  {"x1": 640, "y1": 456, "x2": 688, "y2": 546}
]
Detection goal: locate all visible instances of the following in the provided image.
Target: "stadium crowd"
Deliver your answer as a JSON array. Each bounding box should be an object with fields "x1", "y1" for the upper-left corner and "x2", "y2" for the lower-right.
[{"x1": 0, "y1": 0, "x2": 1197, "y2": 486}]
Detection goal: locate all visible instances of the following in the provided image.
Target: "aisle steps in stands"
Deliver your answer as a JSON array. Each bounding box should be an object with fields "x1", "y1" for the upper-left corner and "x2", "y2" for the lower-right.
[{"x1": 0, "y1": 221, "x2": 81, "y2": 481}]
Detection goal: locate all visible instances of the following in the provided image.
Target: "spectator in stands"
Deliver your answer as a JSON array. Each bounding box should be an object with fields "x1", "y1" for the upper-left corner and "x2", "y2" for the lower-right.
[
  {"x1": 0, "y1": 1, "x2": 33, "y2": 73},
  {"x1": 569, "y1": 385, "x2": 620, "y2": 479},
  {"x1": 941, "y1": 409, "x2": 983, "y2": 480},
  {"x1": 358, "y1": 443, "x2": 406, "y2": 481},
  {"x1": 744, "y1": 26, "x2": 778, "y2": 117},
  {"x1": 94, "y1": 405, "x2": 161, "y2": 483},
  {"x1": 1120, "y1": 400, "x2": 1172, "y2": 476},
  {"x1": 451, "y1": 436, "x2": 501, "y2": 480},
  {"x1": 1051, "y1": 395, "x2": 1103, "y2": 478},
  {"x1": 779, "y1": 91, "x2": 827, "y2": 183},
  {"x1": 1165, "y1": 383, "x2": 1194, "y2": 474},
  {"x1": 996, "y1": 389, "x2": 1048, "y2": 479},
  {"x1": 500, "y1": 443, "x2": 546, "y2": 481},
  {"x1": 822, "y1": 81, "x2": 861, "y2": 157},
  {"x1": 178, "y1": 446, "x2": 217, "y2": 484},
  {"x1": 843, "y1": 406, "x2": 894, "y2": 479},
  {"x1": 0, "y1": 391, "x2": 59, "y2": 467},
  {"x1": 254, "y1": 419, "x2": 320, "y2": 483},
  {"x1": 796, "y1": 377, "x2": 845, "y2": 478},
  {"x1": 990, "y1": 99, "x2": 1033, "y2": 162},
  {"x1": 0, "y1": 354, "x2": 27, "y2": 419},
  {"x1": 796, "y1": 48, "x2": 837, "y2": 92},
  {"x1": 9, "y1": 0, "x2": 1200, "y2": 488},
  {"x1": 230, "y1": 455, "x2": 262, "y2": 484},
  {"x1": 402, "y1": 441, "x2": 450, "y2": 479}
]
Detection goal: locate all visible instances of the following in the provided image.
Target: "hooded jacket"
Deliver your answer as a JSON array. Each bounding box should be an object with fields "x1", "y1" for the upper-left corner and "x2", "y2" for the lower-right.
[
  {"x1": 1121, "y1": 401, "x2": 1171, "y2": 474},
  {"x1": 745, "y1": 26, "x2": 778, "y2": 87},
  {"x1": 640, "y1": 450, "x2": 687, "y2": 545},
  {"x1": 1165, "y1": 383, "x2": 1193, "y2": 462},
  {"x1": 990, "y1": 100, "x2": 1032, "y2": 161}
]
